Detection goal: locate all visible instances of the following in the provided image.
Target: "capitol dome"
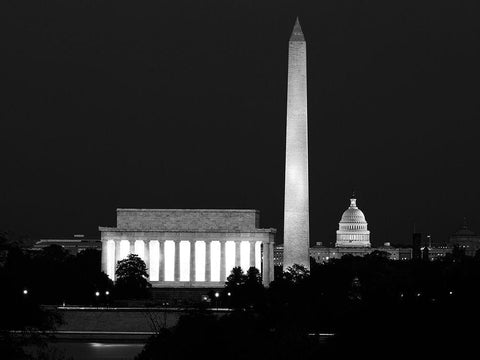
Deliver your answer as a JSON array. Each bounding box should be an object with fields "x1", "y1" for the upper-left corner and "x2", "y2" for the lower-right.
[{"x1": 335, "y1": 197, "x2": 371, "y2": 247}]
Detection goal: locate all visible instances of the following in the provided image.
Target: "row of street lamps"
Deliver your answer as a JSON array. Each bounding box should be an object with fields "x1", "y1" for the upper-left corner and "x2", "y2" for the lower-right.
[{"x1": 22, "y1": 288, "x2": 112, "y2": 306}]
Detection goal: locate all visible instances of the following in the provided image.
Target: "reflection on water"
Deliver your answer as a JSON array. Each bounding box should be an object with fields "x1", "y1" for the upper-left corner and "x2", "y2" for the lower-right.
[{"x1": 53, "y1": 342, "x2": 145, "y2": 360}]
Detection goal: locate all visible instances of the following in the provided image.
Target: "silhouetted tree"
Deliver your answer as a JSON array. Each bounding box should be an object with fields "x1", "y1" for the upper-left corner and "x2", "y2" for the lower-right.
[
  {"x1": 115, "y1": 254, "x2": 151, "y2": 299},
  {"x1": 69, "y1": 249, "x2": 113, "y2": 303},
  {"x1": 245, "y1": 266, "x2": 262, "y2": 285},
  {"x1": 224, "y1": 267, "x2": 265, "y2": 309},
  {"x1": 475, "y1": 248, "x2": 480, "y2": 260},
  {"x1": 366, "y1": 250, "x2": 390, "y2": 259},
  {"x1": 0, "y1": 235, "x2": 63, "y2": 359},
  {"x1": 224, "y1": 266, "x2": 246, "y2": 308},
  {"x1": 243, "y1": 267, "x2": 264, "y2": 308},
  {"x1": 225, "y1": 266, "x2": 245, "y2": 288},
  {"x1": 284, "y1": 263, "x2": 310, "y2": 283},
  {"x1": 135, "y1": 309, "x2": 321, "y2": 360}
]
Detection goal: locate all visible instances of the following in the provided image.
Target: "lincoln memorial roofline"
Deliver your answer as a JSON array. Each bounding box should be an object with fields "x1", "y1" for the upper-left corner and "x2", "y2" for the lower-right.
[
  {"x1": 116, "y1": 209, "x2": 260, "y2": 213},
  {"x1": 109, "y1": 208, "x2": 269, "y2": 233},
  {"x1": 98, "y1": 228, "x2": 276, "y2": 233}
]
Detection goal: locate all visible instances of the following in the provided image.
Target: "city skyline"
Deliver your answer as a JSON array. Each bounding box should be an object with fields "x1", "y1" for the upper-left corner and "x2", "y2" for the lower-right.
[{"x1": 1, "y1": 1, "x2": 479, "y2": 246}]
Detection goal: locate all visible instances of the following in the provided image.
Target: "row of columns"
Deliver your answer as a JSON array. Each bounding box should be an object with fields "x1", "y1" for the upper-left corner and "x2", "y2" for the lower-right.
[{"x1": 102, "y1": 239, "x2": 272, "y2": 283}]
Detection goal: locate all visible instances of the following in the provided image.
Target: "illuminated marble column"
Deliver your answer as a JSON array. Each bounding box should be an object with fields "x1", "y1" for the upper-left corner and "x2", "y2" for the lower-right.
[
  {"x1": 144, "y1": 240, "x2": 150, "y2": 279},
  {"x1": 205, "y1": 241, "x2": 211, "y2": 282},
  {"x1": 220, "y1": 241, "x2": 226, "y2": 281},
  {"x1": 174, "y1": 241, "x2": 180, "y2": 282},
  {"x1": 249, "y1": 241, "x2": 255, "y2": 269},
  {"x1": 262, "y1": 242, "x2": 273, "y2": 284},
  {"x1": 101, "y1": 240, "x2": 108, "y2": 274},
  {"x1": 284, "y1": 17, "x2": 310, "y2": 270},
  {"x1": 159, "y1": 240, "x2": 164, "y2": 282},
  {"x1": 190, "y1": 240, "x2": 196, "y2": 282},
  {"x1": 255, "y1": 241, "x2": 262, "y2": 271},
  {"x1": 235, "y1": 241, "x2": 241, "y2": 268},
  {"x1": 129, "y1": 240, "x2": 135, "y2": 255},
  {"x1": 148, "y1": 241, "x2": 159, "y2": 281},
  {"x1": 269, "y1": 242, "x2": 275, "y2": 282},
  {"x1": 114, "y1": 239, "x2": 121, "y2": 281}
]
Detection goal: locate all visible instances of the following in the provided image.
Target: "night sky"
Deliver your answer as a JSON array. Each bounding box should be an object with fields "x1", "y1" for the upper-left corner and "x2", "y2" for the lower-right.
[{"x1": 1, "y1": 0, "x2": 479, "y2": 246}]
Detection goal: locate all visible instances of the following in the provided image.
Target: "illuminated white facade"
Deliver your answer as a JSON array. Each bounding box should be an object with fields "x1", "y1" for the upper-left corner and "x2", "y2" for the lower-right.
[
  {"x1": 283, "y1": 17, "x2": 310, "y2": 270},
  {"x1": 100, "y1": 209, "x2": 275, "y2": 287},
  {"x1": 335, "y1": 197, "x2": 371, "y2": 247}
]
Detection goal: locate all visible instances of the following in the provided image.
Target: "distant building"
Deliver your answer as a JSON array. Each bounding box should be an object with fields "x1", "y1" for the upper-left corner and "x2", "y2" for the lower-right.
[
  {"x1": 421, "y1": 246, "x2": 451, "y2": 261},
  {"x1": 336, "y1": 197, "x2": 370, "y2": 247},
  {"x1": 409, "y1": 232, "x2": 453, "y2": 261},
  {"x1": 449, "y1": 218, "x2": 480, "y2": 256},
  {"x1": 31, "y1": 235, "x2": 101, "y2": 255},
  {"x1": 398, "y1": 247, "x2": 413, "y2": 261},
  {"x1": 273, "y1": 245, "x2": 284, "y2": 267}
]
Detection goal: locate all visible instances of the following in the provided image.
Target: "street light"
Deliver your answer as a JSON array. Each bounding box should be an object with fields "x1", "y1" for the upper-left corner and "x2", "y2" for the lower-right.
[
  {"x1": 95, "y1": 291, "x2": 100, "y2": 297},
  {"x1": 214, "y1": 292, "x2": 220, "y2": 310},
  {"x1": 104, "y1": 290, "x2": 110, "y2": 307},
  {"x1": 23, "y1": 289, "x2": 28, "y2": 295}
]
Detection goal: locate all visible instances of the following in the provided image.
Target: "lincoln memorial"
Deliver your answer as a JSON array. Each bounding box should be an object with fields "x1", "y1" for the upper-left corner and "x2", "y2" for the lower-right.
[{"x1": 100, "y1": 209, "x2": 276, "y2": 287}]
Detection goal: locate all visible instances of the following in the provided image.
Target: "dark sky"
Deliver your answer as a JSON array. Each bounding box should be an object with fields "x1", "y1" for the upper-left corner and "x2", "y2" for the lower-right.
[{"x1": 1, "y1": 0, "x2": 479, "y2": 246}]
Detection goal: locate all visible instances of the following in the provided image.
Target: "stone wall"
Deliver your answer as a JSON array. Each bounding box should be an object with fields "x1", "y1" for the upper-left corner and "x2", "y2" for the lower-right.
[
  {"x1": 116, "y1": 209, "x2": 260, "y2": 231},
  {"x1": 53, "y1": 307, "x2": 230, "y2": 340}
]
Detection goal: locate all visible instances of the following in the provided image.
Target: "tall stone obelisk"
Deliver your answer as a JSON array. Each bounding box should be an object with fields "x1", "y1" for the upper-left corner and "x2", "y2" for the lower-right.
[{"x1": 283, "y1": 17, "x2": 310, "y2": 270}]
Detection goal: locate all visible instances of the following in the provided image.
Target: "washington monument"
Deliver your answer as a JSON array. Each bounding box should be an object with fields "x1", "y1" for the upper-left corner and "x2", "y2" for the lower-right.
[{"x1": 283, "y1": 18, "x2": 310, "y2": 270}]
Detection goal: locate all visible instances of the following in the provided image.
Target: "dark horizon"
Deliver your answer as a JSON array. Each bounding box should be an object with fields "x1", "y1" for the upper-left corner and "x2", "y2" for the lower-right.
[{"x1": 1, "y1": 1, "x2": 479, "y2": 246}]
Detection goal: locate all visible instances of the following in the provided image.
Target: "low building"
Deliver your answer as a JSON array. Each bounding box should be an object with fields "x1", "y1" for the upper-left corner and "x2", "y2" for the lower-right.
[
  {"x1": 272, "y1": 242, "x2": 413, "y2": 267},
  {"x1": 99, "y1": 209, "x2": 276, "y2": 287},
  {"x1": 398, "y1": 247, "x2": 413, "y2": 261},
  {"x1": 31, "y1": 235, "x2": 101, "y2": 255},
  {"x1": 422, "y1": 246, "x2": 452, "y2": 261},
  {"x1": 309, "y1": 243, "x2": 411, "y2": 262}
]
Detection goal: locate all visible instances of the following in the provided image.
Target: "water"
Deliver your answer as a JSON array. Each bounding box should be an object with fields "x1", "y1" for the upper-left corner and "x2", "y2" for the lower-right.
[{"x1": 51, "y1": 342, "x2": 145, "y2": 360}]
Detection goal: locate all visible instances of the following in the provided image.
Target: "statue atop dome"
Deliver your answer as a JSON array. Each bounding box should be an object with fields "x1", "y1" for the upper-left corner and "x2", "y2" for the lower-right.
[{"x1": 335, "y1": 195, "x2": 371, "y2": 247}]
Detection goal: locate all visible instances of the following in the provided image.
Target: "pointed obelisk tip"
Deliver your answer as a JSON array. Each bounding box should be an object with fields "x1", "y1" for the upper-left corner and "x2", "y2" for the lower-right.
[{"x1": 290, "y1": 17, "x2": 305, "y2": 41}]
